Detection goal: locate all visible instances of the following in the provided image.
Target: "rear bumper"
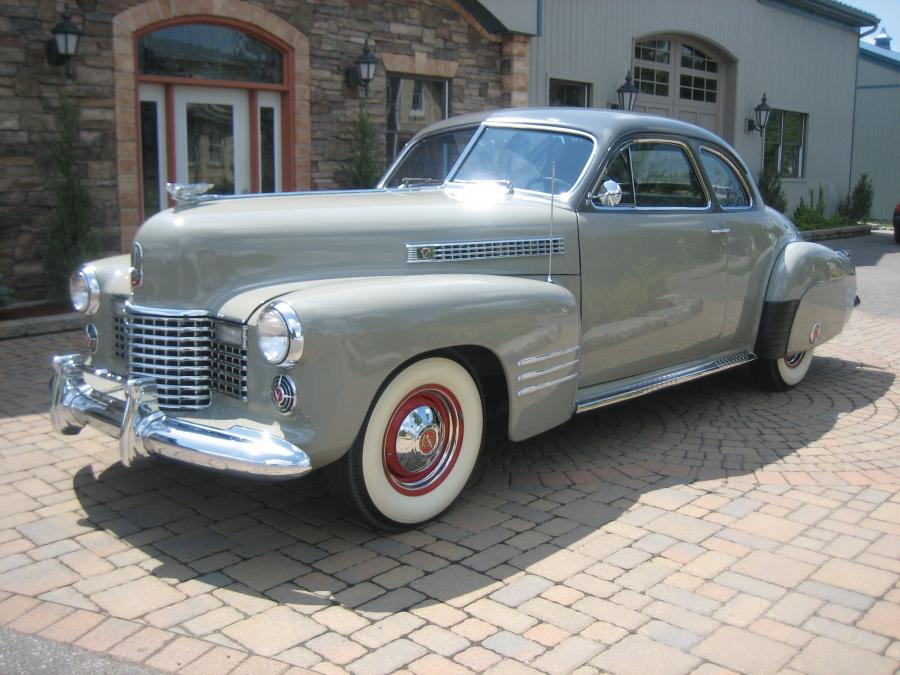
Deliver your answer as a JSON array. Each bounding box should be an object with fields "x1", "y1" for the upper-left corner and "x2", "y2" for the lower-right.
[{"x1": 49, "y1": 353, "x2": 312, "y2": 478}]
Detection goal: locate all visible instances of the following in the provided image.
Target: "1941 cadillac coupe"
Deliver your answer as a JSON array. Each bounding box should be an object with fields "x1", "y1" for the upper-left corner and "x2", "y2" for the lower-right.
[{"x1": 50, "y1": 108, "x2": 857, "y2": 529}]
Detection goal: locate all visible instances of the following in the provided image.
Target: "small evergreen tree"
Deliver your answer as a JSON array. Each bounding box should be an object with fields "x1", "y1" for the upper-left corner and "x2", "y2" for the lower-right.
[
  {"x1": 43, "y1": 96, "x2": 97, "y2": 299},
  {"x1": 847, "y1": 174, "x2": 874, "y2": 221},
  {"x1": 757, "y1": 164, "x2": 788, "y2": 213},
  {"x1": 343, "y1": 100, "x2": 382, "y2": 188}
]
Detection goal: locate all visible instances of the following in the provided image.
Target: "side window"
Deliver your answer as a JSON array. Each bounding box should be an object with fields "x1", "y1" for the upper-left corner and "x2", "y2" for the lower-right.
[
  {"x1": 599, "y1": 142, "x2": 707, "y2": 208},
  {"x1": 600, "y1": 150, "x2": 635, "y2": 205},
  {"x1": 629, "y1": 143, "x2": 707, "y2": 207},
  {"x1": 699, "y1": 149, "x2": 750, "y2": 208},
  {"x1": 385, "y1": 127, "x2": 476, "y2": 188}
]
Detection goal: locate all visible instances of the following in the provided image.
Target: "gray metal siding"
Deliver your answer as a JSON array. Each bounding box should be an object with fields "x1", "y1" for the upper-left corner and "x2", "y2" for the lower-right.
[
  {"x1": 852, "y1": 57, "x2": 900, "y2": 220},
  {"x1": 526, "y1": 0, "x2": 859, "y2": 213}
]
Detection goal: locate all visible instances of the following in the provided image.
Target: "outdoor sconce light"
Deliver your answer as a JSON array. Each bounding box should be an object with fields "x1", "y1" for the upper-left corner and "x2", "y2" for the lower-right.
[
  {"x1": 345, "y1": 39, "x2": 378, "y2": 96},
  {"x1": 616, "y1": 71, "x2": 639, "y2": 112},
  {"x1": 746, "y1": 93, "x2": 772, "y2": 135},
  {"x1": 47, "y1": 7, "x2": 82, "y2": 66}
]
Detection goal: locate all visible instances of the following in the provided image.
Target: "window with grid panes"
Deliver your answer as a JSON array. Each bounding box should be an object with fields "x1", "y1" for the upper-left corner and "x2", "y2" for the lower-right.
[{"x1": 763, "y1": 110, "x2": 807, "y2": 178}]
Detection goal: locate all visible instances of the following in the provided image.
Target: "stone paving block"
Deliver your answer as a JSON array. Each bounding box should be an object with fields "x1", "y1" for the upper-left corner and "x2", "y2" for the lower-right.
[
  {"x1": 182, "y1": 606, "x2": 244, "y2": 636},
  {"x1": 455, "y1": 645, "x2": 502, "y2": 671},
  {"x1": 7, "y1": 601, "x2": 73, "y2": 634},
  {"x1": 75, "y1": 616, "x2": 142, "y2": 652},
  {"x1": 730, "y1": 549, "x2": 816, "y2": 587},
  {"x1": 796, "y1": 580, "x2": 874, "y2": 611},
  {"x1": 803, "y1": 616, "x2": 890, "y2": 652},
  {"x1": 145, "y1": 593, "x2": 222, "y2": 629},
  {"x1": 519, "y1": 596, "x2": 593, "y2": 633},
  {"x1": 410, "y1": 564, "x2": 500, "y2": 608},
  {"x1": 858, "y1": 600, "x2": 900, "y2": 640},
  {"x1": 106, "y1": 626, "x2": 173, "y2": 663},
  {"x1": 143, "y1": 634, "x2": 212, "y2": 672},
  {"x1": 347, "y1": 638, "x2": 427, "y2": 675},
  {"x1": 468, "y1": 598, "x2": 537, "y2": 633},
  {"x1": 811, "y1": 558, "x2": 898, "y2": 596},
  {"x1": 224, "y1": 552, "x2": 310, "y2": 592},
  {"x1": 91, "y1": 574, "x2": 187, "y2": 620},
  {"x1": 791, "y1": 636, "x2": 896, "y2": 675},
  {"x1": 509, "y1": 545, "x2": 594, "y2": 582},
  {"x1": 692, "y1": 625, "x2": 796, "y2": 675},
  {"x1": 645, "y1": 512, "x2": 720, "y2": 544},
  {"x1": 311, "y1": 605, "x2": 370, "y2": 634},
  {"x1": 179, "y1": 645, "x2": 248, "y2": 675},
  {"x1": 489, "y1": 574, "x2": 554, "y2": 608},
  {"x1": 0, "y1": 559, "x2": 79, "y2": 596},
  {"x1": 39, "y1": 607, "x2": 105, "y2": 642},
  {"x1": 765, "y1": 592, "x2": 824, "y2": 626},
  {"x1": 713, "y1": 594, "x2": 770, "y2": 627},
  {"x1": 523, "y1": 623, "x2": 570, "y2": 648},
  {"x1": 409, "y1": 624, "x2": 470, "y2": 656},
  {"x1": 730, "y1": 512, "x2": 806, "y2": 543},
  {"x1": 573, "y1": 597, "x2": 648, "y2": 631},
  {"x1": 352, "y1": 611, "x2": 425, "y2": 648},
  {"x1": 749, "y1": 617, "x2": 814, "y2": 648},
  {"x1": 531, "y1": 635, "x2": 603, "y2": 674},
  {"x1": 223, "y1": 606, "x2": 325, "y2": 656},
  {"x1": 452, "y1": 617, "x2": 498, "y2": 641},
  {"x1": 715, "y1": 571, "x2": 787, "y2": 601},
  {"x1": 481, "y1": 630, "x2": 544, "y2": 661},
  {"x1": 638, "y1": 619, "x2": 703, "y2": 650},
  {"x1": 593, "y1": 633, "x2": 700, "y2": 675}
]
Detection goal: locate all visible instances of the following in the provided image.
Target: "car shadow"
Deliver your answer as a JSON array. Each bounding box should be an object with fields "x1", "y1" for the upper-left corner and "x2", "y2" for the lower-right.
[{"x1": 69, "y1": 351, "x2": 895, "y2": 617}]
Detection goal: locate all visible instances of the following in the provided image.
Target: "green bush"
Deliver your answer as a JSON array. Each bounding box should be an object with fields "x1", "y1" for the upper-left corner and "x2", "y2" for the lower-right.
[
  {"x1": 43, "y1": 96, "x2": 97, "y2": 300},
  {"x1": 791, "y1": 186, "x2": 851, "y2": 231},
  {"x1": 342, "y1": 100, "x2": 382, "y2": 189},
  {"x1": 0, "y1": 274, "x2": 12, "y2": 308},
  {"x1": 757, "y1": 165, "x2": 788, "y2": 213},
  {"x1": 847, "y1": 174, "x2": 874, "y2": 221}
]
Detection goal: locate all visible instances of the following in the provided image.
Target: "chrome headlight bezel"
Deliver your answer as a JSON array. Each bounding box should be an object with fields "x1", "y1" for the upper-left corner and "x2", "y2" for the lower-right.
[
  {"x1": 257, "y1": 301, "x2": 304, "y2": 366},
  {"x1": 69, "y1": 266, "x2": 100, "y2": 315}
]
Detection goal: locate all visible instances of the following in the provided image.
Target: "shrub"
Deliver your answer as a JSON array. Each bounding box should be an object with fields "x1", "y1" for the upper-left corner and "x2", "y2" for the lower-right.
[
  {"x1": 43, "y1": 96, "x2": 97, "y2": 300},
  {"x1": 0, "y1": 274, "x2": 12, "y2": 308},
  {"x1": 342, "y1": 100, "x2": 382, "y2": 189},
  {"x1": 791, "y1": 186, "x2": 852, "y2": 231},
  {"x1": 847, "y1": 174, "x2": 874, "y2": 222},
  {"x1": 757, "y1": 165, "x2": 788, "y2": 213}
]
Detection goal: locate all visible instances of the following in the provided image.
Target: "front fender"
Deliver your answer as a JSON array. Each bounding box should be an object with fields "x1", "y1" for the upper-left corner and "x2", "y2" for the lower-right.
[
  {"x1": 757, "y1": 242, "x2": 856, "y2": 358},
  {"x1": 248, "y1": 275, "x2": 580, "y2": 467}
]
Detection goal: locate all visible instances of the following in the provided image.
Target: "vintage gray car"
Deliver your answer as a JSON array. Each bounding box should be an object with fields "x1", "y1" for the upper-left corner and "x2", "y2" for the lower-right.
[{"x1": 50, "y1": 108, "x2": 857, "y2": 529}]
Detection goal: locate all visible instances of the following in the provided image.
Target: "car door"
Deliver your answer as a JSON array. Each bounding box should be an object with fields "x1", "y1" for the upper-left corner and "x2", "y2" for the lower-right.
[{"x1": 577, "y1": 137, "x2": 728, "y2": 387}]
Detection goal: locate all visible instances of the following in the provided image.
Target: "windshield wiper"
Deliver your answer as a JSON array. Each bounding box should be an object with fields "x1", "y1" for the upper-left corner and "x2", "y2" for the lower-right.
[
  {"x1": 400, "y1": 177, "x2": 443, "y2": 188},
  {"x1": 448, "y1": 179, "x2": 514, "y2": 194}
]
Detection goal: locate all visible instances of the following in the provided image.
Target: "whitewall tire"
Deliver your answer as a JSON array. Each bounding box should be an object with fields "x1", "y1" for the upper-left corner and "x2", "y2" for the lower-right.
[
  {"x1": 328, "y1": 357, "x2": 484, "y2": 530},
  {"x1": 756, "y1": 348, "x2": 815, "y2": 391}
]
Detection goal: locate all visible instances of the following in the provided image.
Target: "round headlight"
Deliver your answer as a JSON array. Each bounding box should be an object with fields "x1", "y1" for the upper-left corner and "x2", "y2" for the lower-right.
[
  {"x1": 257, "y1": 302, "x2": 304, "y2": 366},
  {"x1": 69, "y1": 267, "x2": 100, "y2": 314}
]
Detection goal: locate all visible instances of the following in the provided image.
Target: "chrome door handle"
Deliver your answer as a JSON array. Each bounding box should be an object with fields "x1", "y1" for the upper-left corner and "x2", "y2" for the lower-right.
[{"x1": 710, "y1": 228, "x2": 731, "y2": 234}]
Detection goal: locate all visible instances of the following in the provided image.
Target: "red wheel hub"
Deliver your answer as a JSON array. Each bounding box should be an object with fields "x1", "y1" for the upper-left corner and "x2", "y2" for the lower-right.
[{"x1": 382, "y1": 384, "x2": 464, "y2": 496}]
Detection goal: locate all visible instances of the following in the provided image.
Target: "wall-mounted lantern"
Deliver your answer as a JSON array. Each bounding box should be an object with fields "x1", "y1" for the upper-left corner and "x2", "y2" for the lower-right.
[
  {"x1": 345, "y1": 39, "x2": 379, "y2": 96},
  {"x1": 746, "y1": 93, "x2": 772, "y2": 136},
  {"x1": 616, "y1": 71, "x2": 639, "y2": 112},
  {"x1": 47, "y1": 7, "x2": 82, "y2": 67}
]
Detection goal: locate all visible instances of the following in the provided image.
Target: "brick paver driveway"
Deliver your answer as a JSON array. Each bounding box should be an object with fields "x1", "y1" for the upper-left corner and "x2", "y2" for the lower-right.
[{"x1": 1, "y1": 308, "x2": 899, "y2": 674}]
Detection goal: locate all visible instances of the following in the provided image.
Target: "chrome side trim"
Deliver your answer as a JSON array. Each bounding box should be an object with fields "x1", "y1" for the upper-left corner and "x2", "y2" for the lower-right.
[
  {"x1": 517, "y1": 359, "x2": 580, "y2": 382},
  {"x1": 50, "y1": 354, "x2": 311, "y2": 479},
  {"x1": 517, "y1": 345, "x2": 580, "y2": 367},
  {"x1": 406, "y1": 237, "x2": 564, "y2": 263},
  {"x1": 575, "y1": 351, "x2": 756, "y2": 414},
  {"x1": 517, "y1": 372, "x2": 578, "y2": 397}
]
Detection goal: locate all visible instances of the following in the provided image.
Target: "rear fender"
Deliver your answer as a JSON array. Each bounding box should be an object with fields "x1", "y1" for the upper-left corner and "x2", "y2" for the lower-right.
[{"x1": 757, "y1": 242, "x2": 856, "y2": 358}]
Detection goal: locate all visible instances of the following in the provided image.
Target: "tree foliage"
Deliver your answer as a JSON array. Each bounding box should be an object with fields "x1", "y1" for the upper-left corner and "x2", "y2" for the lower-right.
[
  {"x1": 342, "y1": 100, "x2": 382, "y2": 189},
  {"x1": 757, "y1": 164, "x2": 788, "y2": 213},
  {"x1": 43, "y1": 96, "x2": 97, "y2": 299}
]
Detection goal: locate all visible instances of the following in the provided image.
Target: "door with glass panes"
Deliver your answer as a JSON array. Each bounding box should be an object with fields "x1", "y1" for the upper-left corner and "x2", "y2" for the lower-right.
[{"x1": 137, "y1": 22, "x2": 288, "y2": 218}]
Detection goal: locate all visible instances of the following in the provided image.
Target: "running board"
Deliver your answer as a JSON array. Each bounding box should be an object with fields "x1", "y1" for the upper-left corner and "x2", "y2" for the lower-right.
[{"x1": 575, "y1": 351, "x2": 756, "y2": 414}]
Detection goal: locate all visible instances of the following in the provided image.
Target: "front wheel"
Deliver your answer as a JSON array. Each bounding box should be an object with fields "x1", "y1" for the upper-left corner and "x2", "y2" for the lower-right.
[
  {"x1": 328, "y1": 357, "x2": 484, "y2": 530},
  {"x1": 755, "y1": 348, "x2": 815, "y2": 392}
]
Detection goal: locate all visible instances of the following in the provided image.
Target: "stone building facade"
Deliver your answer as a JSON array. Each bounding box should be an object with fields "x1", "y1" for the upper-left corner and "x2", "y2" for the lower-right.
[{"x1": 0, "y1": 0, "x2": 528, "y2": 303}]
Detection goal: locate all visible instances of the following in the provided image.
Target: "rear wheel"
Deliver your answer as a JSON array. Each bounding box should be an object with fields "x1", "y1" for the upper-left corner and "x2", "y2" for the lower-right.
[
  {"x1": 328, "y1": 357, "x2": 484, "y2": 530},
  {"x1": 756, "y1": 348, "x2": 814, "y2": 391}
]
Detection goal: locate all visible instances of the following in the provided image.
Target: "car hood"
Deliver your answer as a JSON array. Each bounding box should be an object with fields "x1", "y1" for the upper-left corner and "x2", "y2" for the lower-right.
[{"x1": 130, "y1": 187, "x2": 578, "y2": 315}]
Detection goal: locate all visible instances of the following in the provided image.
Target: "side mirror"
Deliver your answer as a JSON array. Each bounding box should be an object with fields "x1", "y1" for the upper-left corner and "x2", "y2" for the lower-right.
[{"x1": 589, "y1": 180, "x2": 623, "y2": 207}]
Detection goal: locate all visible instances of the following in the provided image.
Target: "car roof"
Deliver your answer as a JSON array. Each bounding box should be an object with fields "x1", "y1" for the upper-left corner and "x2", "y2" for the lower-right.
[{"x1": 414, "y1": 107, "x2": 732, "y2": 153}]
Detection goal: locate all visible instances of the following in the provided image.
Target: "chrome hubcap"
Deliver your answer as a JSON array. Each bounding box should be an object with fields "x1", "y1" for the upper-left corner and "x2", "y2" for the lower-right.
[
  {"x1": 783, "y1": 352, "x2": 805, "y2": 369},
  {"x1": 395, "y1": 405, "x2": 444, "y2": 473}
]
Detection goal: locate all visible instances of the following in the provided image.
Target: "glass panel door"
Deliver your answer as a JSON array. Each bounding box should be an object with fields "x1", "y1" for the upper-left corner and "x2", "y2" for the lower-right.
[
  {"x1": 173, "y1": 86, "x2": 250, "y2": 195},
  {"x1": 138, "y1": 83, "x2": 168, "y2": 217},
  {"x1": 257, "y1": 91, "x2": 281, "y2": 192}
]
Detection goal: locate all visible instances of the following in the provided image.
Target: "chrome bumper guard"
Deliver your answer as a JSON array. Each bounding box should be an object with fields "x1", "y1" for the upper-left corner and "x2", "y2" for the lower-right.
[{"x1": 50, "y1": 354, "x2": 312, "y2": 478}]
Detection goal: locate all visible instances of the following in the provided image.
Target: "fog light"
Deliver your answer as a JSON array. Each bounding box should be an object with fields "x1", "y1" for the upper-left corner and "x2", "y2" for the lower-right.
[
  {"x1": 82, "y1": 323, "x2": 99, "y2": 353},
  {"x1": 271, "y1": 374, "x2": 297, "y2": 414}
]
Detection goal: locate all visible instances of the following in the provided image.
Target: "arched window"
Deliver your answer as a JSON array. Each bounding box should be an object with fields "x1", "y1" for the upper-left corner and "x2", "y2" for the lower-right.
[
  {"x1": 631, "y1": 37, "x2": 724, "y2": 135},
  {"x1": 137, "y1": 21, "x2": 292, "y2": 217}
]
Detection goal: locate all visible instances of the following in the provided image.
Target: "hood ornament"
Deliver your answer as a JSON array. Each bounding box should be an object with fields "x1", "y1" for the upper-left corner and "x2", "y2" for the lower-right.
[
  {"x1": 130, "y1": 241, "x2": 143, "y2": 288},
  {"x1": 165, "y1": 182, "x2": 215, "y2": 204}
]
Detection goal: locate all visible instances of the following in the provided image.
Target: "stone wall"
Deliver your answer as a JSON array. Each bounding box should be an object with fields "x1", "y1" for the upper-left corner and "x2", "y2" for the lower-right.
[{"x1": 0, "y1": 0, "x2": 519, "y2": 304}]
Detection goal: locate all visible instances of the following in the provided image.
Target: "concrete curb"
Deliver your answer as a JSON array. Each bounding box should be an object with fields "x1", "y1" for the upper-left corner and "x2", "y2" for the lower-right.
[
  {"x1": 801, "y1": 224, "x2": 872, "y2": 241},
  {"x1": 0, "y1": 313, "x2": 85, "y2": 341}
]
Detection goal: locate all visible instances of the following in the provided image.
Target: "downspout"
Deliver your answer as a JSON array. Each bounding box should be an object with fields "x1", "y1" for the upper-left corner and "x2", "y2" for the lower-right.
[{"x1": 848, "y1": 24, "x2": 880, "y2": 194}]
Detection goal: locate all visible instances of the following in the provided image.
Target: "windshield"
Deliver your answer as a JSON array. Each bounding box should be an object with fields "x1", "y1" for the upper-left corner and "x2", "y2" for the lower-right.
[
  {"x1": 451, "y1": 126, "x2": 594, "y2": 195},
  {"x1": 384, "y1": 127, "x2": 477, "y2": 188}
]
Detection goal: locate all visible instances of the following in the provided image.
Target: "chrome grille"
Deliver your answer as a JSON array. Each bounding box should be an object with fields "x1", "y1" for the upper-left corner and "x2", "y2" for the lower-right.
[
  {"x1": 127, "y1": 314, "x2": 212, "y2": 410},
  {"x1": 211, "y1": 339, "x2": 248, "y2": 401},
  {"x1": 406, "y1": 237, "x2": 565, "y2": 263},
  {"x1": 113, "y1": 314, "x2": 128, "y2": 360}
]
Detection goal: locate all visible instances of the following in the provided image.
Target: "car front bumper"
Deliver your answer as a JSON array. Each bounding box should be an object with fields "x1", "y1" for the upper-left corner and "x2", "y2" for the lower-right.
[{"x1": 49, "y1": 353, "x2": 312, "y2": 478}]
